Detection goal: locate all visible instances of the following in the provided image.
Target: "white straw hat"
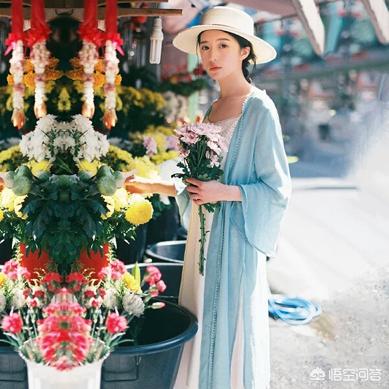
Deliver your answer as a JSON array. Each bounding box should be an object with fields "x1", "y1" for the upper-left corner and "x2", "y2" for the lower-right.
[{"x1": 172, "y1": 6, "x2": 277, "y2": 64}]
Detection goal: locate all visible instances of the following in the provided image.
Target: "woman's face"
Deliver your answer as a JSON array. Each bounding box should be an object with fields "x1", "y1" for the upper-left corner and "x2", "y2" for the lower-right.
[{"x1": 198, "y1": 30, "x2": 250, "y2": 81}]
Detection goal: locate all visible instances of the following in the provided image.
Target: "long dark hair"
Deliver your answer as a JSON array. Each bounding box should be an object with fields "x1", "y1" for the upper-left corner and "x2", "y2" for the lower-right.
[{"x1": 197, "y1": 31, "x2": 257, "y2": 83}]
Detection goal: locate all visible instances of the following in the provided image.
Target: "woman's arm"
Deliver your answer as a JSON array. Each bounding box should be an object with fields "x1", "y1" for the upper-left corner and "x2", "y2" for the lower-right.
[{"x1": 125, "y1": 176, "x2": 177, "y2": 197}]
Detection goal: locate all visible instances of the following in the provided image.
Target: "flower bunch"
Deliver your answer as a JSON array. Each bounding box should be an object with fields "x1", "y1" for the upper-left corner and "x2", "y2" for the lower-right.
[
  {"x1": 174, "y1": 123, "x2": 227, "y2": 275},
  {"x1": 9, "y1": 40, "x2": 25, "y2": 129},
  {"x1": 30, "y1": 41, "x2": 51, "y2": 118},
  {"x1": 103, "y1": 40, "x2": 120, "y2": 129},
  {"x1": 78, "y1": 41, "x2": 99, "y2": 118},
  {"x1": 19, "y1": 114, "x2": 109, "y2": 163},
  {"x1": 0, "y1": 259, "x2": 167, "y2": 370}
]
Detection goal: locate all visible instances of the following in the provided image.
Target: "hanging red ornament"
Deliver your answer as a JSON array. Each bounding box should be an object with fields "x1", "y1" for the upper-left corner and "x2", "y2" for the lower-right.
[
  {"x1": 25, "y1": 0, "x2": 50, "y2": 48},
  {"x1": 4, "y1": 0, "x2": 24, "y2": 55},
  {"x1": 78, "y1": 0, "x2": 103, "y2": 47},
  {"x1": 105, "y1": 0, "x2": 124, "y2": 55}
]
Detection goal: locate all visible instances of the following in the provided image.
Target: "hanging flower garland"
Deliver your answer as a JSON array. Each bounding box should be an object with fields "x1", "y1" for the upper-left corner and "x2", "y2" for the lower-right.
[
  {"x1": 5, "y1": 0, "x2": 25, "y2": 129},
  {"x1": 78, "y1": 0, "x2": 102, "y2": 119},
  {"x1": 103, "y1": 0, "x2": 123, "y2": 130},
  {"x1": 26, "y1": 0, "x2": 51, "y2": 119}
]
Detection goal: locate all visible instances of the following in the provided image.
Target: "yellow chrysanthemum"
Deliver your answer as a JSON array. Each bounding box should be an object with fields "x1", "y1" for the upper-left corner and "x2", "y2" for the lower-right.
[
  {"x1": 0, "y1": 188, "x2": 16, "y2": 211},
  {"x1": 14, "y1": 195, "x2": 27, "y2": 219},
  {"x1": 0, "y1": 145, "x2": 20, "y2": 164},
  {"x1": 122, "y1": 272, "x2": 141, "y2": 293},
  {"x1": 69, "y1": 57, "x2": 82, "y2": 68},
  {"x1": 151, "y1": 150, "x2": 179, "y2": 165},
  {"x1": 28, "y1": 159, "x2": 51, "y2": 176},
  {"x1": 102, "y1": 195, "x2": 115, "y2": 219},
  {"x1": 125, "y1": 195, "x2": 153, "y2": 225},
  {"x1": 47, "y1": 57, "x2": 59, "y2": 69},
  {"x1": 113, "y1": 188, "x2": 128, "y2": 211},
  {"x1": 0, "y1": 272, "x2": 7, "y2": 287},
  {"x1": 58, "y1": 87, "x2": 71, "y2": 112},
  {"x1": 132, "y1": 157, "x2": 159, "y2": 179},
  {"x1": 77, "y1": 159, "x2": 101, "y2": 177},
  {"x1": 0, "y1": 210, "x2": 3, "y2": 222}
]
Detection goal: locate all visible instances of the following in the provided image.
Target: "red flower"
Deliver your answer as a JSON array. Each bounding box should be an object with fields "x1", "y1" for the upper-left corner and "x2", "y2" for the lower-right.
[
  {"x1": 66, "y1": 272, "x2": 86, "y2": 285},
  {"x1": 149, "y1": 288, "x2": 159, "y2": 298},
  {"x1": 42, "y1": 272, "x2": 62, "y2": 283},
  {"x1": 106, "y1": 313, "x2": 128, "y2": 334},
  {"x1": 2, "y1": 313, "x2": 23, "y2": 334}
]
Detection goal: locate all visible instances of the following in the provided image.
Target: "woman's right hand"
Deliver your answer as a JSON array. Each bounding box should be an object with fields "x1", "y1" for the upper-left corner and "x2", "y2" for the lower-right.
[{"x1": 124, "y1": 176, "x2": 177, "y2": 197}]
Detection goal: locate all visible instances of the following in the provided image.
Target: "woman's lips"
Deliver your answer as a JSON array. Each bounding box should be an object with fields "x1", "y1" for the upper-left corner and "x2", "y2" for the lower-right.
[{"x1": 209, "y1": 66, "x2": 221, "y2": 71}]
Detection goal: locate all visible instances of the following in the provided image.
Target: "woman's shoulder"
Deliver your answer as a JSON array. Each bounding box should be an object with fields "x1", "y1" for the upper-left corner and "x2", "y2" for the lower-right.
[{"x1": 247, "y1": 87, "x2": 278, "y2": 115}]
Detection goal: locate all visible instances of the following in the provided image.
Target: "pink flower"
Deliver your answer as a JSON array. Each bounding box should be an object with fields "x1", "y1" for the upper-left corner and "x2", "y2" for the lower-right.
[
  {"x1": 2, "y1": 260, "x2": 19, "y2": 280},
  {"x1": 144, "y1": 265, "x2": 162, "y2": 285},
  {"x1": 2, "y1": 313, "x2": 23, "y2": 334},
  {"x1": 98, "y1": 266, "x2": 110, "y2": 280},
  {"x1": 149, "y1": 288, "x2": 159, "y2": 298},
  {"x1": 143, "y1": 136, "x2": 158, "y2": 156},
  {"x1": 156, "y1": 280, "x2": 166, "y2": 293},
  {"x1": 110, "y1": 260, "x2": 126, "y2": 280},
  {"x1": 106, "y1": 313, "x2": 128, "y2": 334}
]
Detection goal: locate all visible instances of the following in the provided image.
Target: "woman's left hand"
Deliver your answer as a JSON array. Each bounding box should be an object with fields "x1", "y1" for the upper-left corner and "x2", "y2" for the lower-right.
[
  {"x1": 186, "y1": 178, "x2": 225, "y2": 205},
  {"x1": 185, "y1": 178, "x2": 244, "y2": 205}
]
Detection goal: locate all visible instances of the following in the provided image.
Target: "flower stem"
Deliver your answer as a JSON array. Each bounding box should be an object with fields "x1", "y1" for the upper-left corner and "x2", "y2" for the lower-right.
[{"x1": 198, "y1": 205, "x2": 206, "y2": 275}]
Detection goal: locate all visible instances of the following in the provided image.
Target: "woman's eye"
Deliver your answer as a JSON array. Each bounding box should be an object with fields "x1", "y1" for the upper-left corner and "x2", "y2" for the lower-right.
[
  {"x1": 220, "y1": 44, "x2": 228, "y2": 48},
  {"x1": 200, "y1": 45, "x2": 209, "y2": 51}
]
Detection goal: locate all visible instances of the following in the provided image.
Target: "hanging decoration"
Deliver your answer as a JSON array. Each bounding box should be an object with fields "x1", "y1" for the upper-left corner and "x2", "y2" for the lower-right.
[
  {"x1": 103, "y1": 0, "x2": 123, "y2": 130},
  {"x1": 5, "y1": 0, "x2": 25, "y2": 129},
  {"x1": 26, "y1": 0, "x2": 51, "y2": 119},
  {"x1": 149, "y1": 17, "x2": 164, "y2": 64},
  {"x1": 78, "y1": 0, "x2": 102, "y2": 119}
]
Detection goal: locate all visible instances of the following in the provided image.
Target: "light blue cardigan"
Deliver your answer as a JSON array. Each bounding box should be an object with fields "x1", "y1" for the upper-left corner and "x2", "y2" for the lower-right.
[{"x1": 177, "y1": 86, "x2": 292, "y2": 388}]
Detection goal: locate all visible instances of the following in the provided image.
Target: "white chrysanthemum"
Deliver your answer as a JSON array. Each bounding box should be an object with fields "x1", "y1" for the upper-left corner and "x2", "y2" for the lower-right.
[
  {"x1": 122, "y1": 292, "x2": 145, "y2": 317},
  {"x1": 11, "y1": 289, "x2": 25, "y2": 309},
  {"x1": 0, "y1": 292, "x2": 6, "y2": 312},
  {"x1": 103, "y1": 288, "x2": 118, "y2": 309}
]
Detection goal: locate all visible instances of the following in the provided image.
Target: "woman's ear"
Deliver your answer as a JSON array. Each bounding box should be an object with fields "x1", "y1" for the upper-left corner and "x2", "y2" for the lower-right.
[{"x1": 240, "y1": 46, "x2": 250, "y2": 61}]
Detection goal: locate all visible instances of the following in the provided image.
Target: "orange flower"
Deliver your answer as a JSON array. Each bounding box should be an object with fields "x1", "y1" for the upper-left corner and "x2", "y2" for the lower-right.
[
  {"x1": 23, "y1": 72, "x2": 35, "y2": 89},
  {"x1": 66, "y1": 69, "x2": 86, "y2": 81},
  {"x1": 44, "y1": 69, "x2": 63, "y2": 81},
  {"x1": 70, "y1": 57, "x2": 82, "y2": 68},
  {"x1": 7, "y1": 74, "x2": 14, "y2": 86},
  {"x1": 95, "y1": 59, "x2": 105, "y2": 73},
  {"x1": 115, "y1": 74, "x2": 122, "y2": 86},
  {"x1": 93, "y1": 72, "x2": 105, "y2": 89},
  {"x1": 23, "y1": 60, "x2": 34, "y2": 73},
  {"x1": 47, "y1": 57, "x2": 59, "y2": 68}
]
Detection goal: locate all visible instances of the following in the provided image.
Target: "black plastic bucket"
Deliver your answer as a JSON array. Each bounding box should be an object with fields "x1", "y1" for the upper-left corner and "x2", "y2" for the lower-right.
[
  {"x1": 101, "y1": 301, "x2": 197, "y2": 389},
  {"x1": 145, "y1": 241, "x2": 186, "y2": 264},
  {"x1": 0, "y1": 346, "x2": 27, "y2": 389}
]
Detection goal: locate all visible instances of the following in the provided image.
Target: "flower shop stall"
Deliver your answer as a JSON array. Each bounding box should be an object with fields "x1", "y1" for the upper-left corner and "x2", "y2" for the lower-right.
[{"x1": 0, "y1": 0, "x2": 198, "y2": 388}]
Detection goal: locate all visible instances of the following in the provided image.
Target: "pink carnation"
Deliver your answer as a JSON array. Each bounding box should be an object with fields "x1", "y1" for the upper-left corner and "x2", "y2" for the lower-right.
[
  {"x1": 144, "y1": 265, "x2": 162, "y2": 285},
  {"x1": 156, "y1": 280, "x2": 166, "y2": 293},
  {"x1": 2, "y1": 313, "x2": 23, "y2": 334},
  {"x1": 110, "y1": 260, "x2": 126, "y2": 280},
  {"x1": 106, "y1": 313, "x2": 128, "y2": 334},
  {"x1": 2, "y1": 260, "x2": 19, "y2": 280}
]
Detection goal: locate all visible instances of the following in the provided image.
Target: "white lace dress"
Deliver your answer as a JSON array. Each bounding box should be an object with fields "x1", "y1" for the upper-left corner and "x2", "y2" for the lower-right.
[{"x1": 173, "y1": 114, "x2": 268, "y2": 389}]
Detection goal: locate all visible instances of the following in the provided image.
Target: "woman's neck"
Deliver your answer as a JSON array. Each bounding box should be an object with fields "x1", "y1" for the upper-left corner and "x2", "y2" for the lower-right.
[{"x1": 217, "y1": 73, "x2": 253, "y2": 99}]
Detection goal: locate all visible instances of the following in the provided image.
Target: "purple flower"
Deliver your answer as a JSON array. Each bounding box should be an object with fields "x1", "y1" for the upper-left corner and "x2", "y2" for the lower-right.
[
  {"x1": 143, "y1": 136, "x2": 158, "y2": 156},
  {"x1": 166, "y1": 135, "x2": 178, "y2": 151}
]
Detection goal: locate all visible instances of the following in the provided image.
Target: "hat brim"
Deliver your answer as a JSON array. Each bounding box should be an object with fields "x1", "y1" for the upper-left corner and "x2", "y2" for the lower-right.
[{"x1": 172, "y1": 24, "x2": 277, "y2": 64}]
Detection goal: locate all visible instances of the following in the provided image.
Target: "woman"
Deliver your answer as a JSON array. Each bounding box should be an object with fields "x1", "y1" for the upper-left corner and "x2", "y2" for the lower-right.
[{"x1": 126, "y1": 6, "x2": 292, "y2": 388}]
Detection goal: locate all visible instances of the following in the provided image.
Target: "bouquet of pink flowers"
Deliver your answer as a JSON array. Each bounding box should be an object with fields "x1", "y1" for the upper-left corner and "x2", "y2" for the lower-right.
[
  {"x1": 174, "y1": 123, "x2": 227, "y2": 275},
  {"x1": 0, "y1": 259, "x2": 166, "y2": 370}
]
